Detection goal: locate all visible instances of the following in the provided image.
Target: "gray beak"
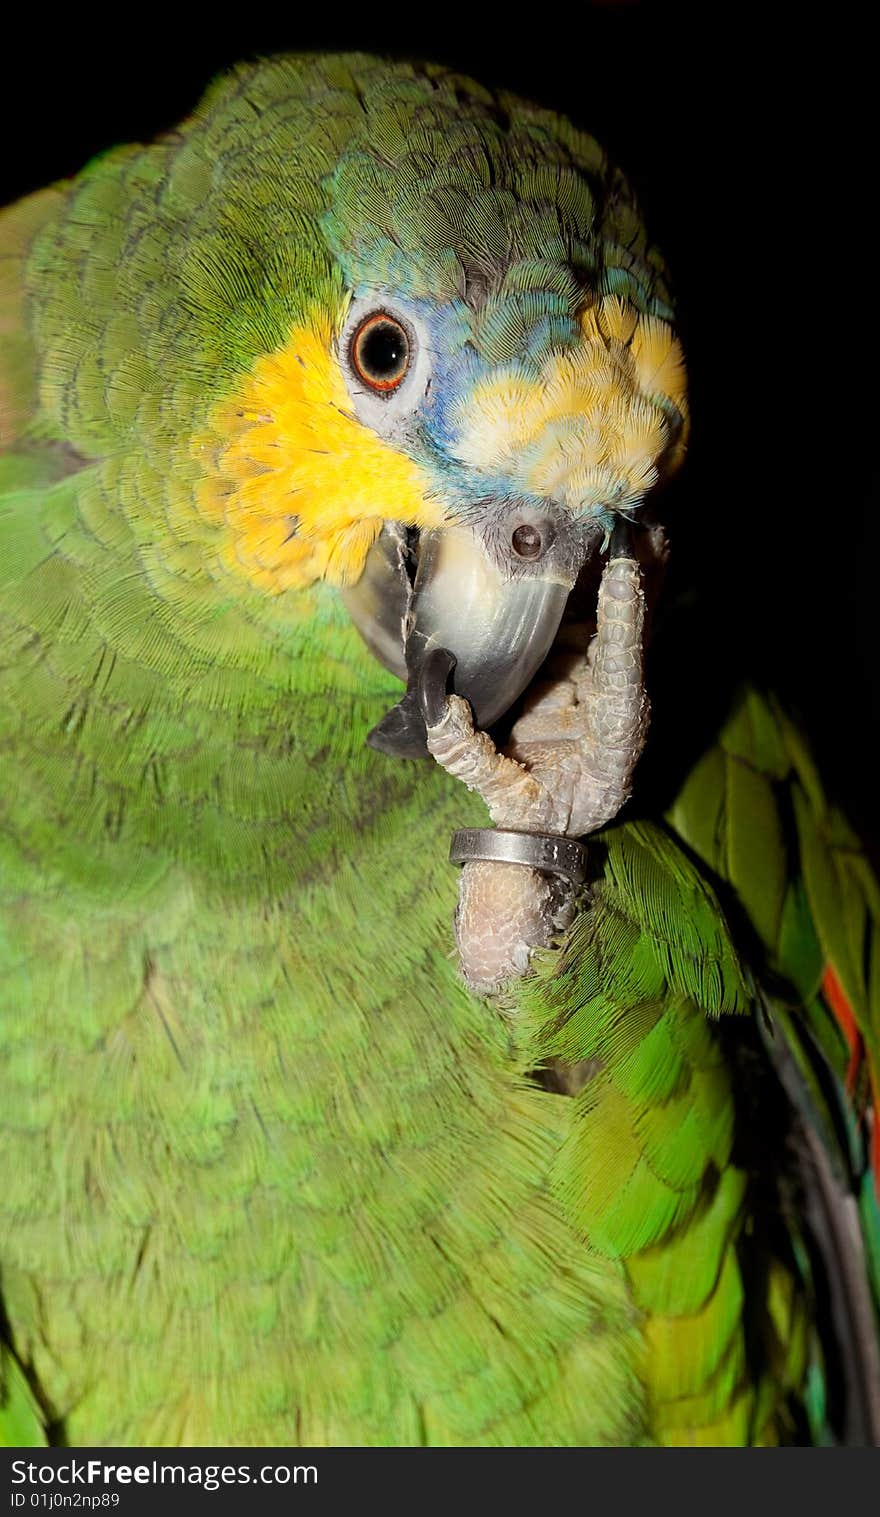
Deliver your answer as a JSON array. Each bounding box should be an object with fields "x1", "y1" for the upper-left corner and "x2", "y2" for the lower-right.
[{"x1": 342, "y1": 505, "x2": 598, "y2": 759}]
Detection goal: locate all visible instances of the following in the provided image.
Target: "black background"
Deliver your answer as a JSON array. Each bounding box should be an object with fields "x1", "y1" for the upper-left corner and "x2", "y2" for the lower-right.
[{"x1": 2, "y1": 5, "x2": 875, "y2": 842}]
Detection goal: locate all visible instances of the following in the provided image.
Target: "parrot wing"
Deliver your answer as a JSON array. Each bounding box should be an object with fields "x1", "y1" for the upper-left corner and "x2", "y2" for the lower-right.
[{"x1": 666, "y1": 685, "x2": 880, "y2": 1442}]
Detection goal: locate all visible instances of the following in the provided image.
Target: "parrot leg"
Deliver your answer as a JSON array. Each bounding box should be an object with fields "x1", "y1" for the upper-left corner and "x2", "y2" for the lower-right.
[{"x1": 422, "y1": 523, "x2": 648, "y2": 991}]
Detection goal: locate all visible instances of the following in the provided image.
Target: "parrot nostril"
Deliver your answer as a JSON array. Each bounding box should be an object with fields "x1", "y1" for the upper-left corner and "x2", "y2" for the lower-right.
[{"x1": 511, "y1": 524, "x2": 543, "y2": 560}]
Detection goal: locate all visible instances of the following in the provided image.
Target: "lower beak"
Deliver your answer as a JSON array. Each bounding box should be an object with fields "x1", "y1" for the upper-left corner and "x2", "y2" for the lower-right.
[{"x1": 343, "y1": 522, "x2": 581, "y2": 759}]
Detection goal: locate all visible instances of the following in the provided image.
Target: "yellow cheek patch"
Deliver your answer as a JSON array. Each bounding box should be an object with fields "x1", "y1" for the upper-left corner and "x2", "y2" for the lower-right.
[
  {"x1": 454, "y1": 296, "x2": 688, "y2": 512},
  {"x1": 192, "y1": 319, "x2": 442, "y2": 593}
]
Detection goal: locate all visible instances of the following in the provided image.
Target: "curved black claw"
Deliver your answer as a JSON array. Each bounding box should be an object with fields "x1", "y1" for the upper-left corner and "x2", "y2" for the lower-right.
[
  {"x1": 366, "y1": 687, "x2": 431, "y2": 759},
  {"x1": 608, "y1": 517, "x2": 636, "y2": 561},
  {"x1": 418, "y1": 648, "x2": 457, "y2": 729},
  {"x1": 366, "y1": 648, "x2": 458, "y2": 761}
]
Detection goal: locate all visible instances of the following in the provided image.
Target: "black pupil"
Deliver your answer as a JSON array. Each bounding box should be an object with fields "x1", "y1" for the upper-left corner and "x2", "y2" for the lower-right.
[{"x1": 360, "y1": 321, "x2": 407, "y2": 379}]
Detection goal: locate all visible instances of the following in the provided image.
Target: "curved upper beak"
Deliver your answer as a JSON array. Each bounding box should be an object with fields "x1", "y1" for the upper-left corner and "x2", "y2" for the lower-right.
[{"x1": 343, "y1": 515, "x2": 592, "y2": 759}]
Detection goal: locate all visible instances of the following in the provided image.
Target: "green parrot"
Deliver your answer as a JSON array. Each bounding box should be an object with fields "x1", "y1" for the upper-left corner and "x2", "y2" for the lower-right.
[{"x1": 1, "y1": 51, "x2": 878, "y2": 1449}]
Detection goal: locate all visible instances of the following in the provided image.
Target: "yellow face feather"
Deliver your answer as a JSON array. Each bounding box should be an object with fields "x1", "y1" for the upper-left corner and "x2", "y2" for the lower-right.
[{"x1": 192, "y1": 317, "x2": 443, "y2": 594}]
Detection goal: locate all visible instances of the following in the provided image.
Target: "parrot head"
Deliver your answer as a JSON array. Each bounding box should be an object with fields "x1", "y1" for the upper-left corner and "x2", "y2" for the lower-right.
[
  {"x1": 276, "y1": 61, "x2": 686, "y2": 754},
  {"x1": 29, "y1": 55, "x2": 687, "y2": 754}
]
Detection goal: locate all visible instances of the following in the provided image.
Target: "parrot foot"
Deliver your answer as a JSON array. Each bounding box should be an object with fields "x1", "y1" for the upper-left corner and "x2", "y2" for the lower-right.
[{"x1": 420, "y1": 522, "x2": 649, "y2": 992}]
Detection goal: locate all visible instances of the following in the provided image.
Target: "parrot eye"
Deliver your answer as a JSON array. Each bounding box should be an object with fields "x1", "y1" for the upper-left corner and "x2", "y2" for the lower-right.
[
  {"x1": 350, "y1": 313, "x2": 411, "y2": 392},
  {"x1": 339, "y1": 296, "x2": 428, "y2": 430}
]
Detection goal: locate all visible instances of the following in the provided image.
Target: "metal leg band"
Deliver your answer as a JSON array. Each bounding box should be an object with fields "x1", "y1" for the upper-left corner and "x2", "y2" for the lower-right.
[{"x1": 449, "y1": 829, "x2": 587, "y2": 885}]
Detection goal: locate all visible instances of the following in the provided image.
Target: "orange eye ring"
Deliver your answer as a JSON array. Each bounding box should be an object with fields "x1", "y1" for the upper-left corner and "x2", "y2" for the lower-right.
[{"x1": 350, "y1": 312, "x2": 411, "y2": 392}]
